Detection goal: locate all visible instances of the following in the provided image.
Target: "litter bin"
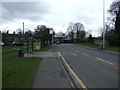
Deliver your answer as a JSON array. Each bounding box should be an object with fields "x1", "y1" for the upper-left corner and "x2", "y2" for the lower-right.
[
  {"x1": 99, "y1": 43, "x2": 103, "y2": 50},
  {"x1": 17, "y1": 49, "x2": 24, "y2": 57},
  {"x1": 29, "y1": 50, "x2": 32, "y2": 54}
]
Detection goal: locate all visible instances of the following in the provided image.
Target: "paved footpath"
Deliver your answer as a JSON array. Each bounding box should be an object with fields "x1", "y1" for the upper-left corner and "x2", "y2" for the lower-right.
[{"x1": 27, "y1": 45, "x2": 71, "y2": 88}]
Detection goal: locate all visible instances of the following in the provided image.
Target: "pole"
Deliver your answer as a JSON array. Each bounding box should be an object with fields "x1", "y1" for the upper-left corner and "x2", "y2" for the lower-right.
[
  {"x1": 26, "y1": 29, "x2": 29, "y2": 55},
  {"x1": 103, "y1": 0, "x2": 105, "y2": 49},
  {"x1": 51, "y1": 29, "x2": 54, "y2": 44},
  {"x1": 52, "y1": 33, "x2": 53, "y2": 44},
  {"x1": 74, "y1": 31, "x2": 75, "y2": 43},
  {"x1": 23, "y1": 22, "x2": 24, "y2": 34}
]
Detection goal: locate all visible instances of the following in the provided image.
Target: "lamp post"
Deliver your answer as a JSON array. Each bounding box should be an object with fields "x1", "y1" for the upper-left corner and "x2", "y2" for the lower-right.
[
  {"x1": 23, "y1": 22, "x2": 24, "y2": 34},
  {"x1": 103, "y1": 0, "x2": 105, "y2": 49}
]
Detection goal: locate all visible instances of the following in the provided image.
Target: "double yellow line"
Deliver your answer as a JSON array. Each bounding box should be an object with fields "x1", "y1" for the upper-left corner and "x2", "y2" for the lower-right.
[{"x1": 60, "y1": 55, "x2": 88, "y2": 90}]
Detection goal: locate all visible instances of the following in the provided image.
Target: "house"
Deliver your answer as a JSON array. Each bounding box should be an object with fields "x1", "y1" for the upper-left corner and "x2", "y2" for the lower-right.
[{"x1": 2, "y1": 33, "x2": 27, "y2": 45}]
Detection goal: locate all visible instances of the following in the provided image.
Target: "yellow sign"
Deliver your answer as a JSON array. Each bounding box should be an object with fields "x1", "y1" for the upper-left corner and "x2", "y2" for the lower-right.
[{"x1": 34, "y1": 40, "x2": 41, "y2": 51}]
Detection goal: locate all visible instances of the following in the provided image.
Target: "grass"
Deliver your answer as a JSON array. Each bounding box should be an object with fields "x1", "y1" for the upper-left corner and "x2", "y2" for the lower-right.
[
  {"x1": 2, "y1": 46, "x2": 26, "y2": 54},
  {"x1": 77, "y1": 43, "x2": 99, "y2": 49},
  {"x1": 77, "y1": 43, "x2": 120, "y2": 52},
  {"x1": 2, "y1": 46, "x2": 42, "y2": 88},
  {"x1": 105, "y1": 46, "x2": 119, "y2": 52}
]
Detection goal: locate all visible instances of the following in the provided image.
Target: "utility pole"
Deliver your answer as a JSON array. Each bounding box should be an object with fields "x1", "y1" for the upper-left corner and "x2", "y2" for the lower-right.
[
  {"x1": 23, "y1": 22, "x2": 24, "y2": 34},
  {"x1": 103, "y1": 0, "x2": 105, "y2": 49},
  {"x1": 74, "y1": 32, "x2": 75, "y2": 43},
  {"x1": 50, "y1": 28, "x2": 54, "y2": 44},
  {"x1": 52, "y1": 33, "x2": 54, "y2": 44}
]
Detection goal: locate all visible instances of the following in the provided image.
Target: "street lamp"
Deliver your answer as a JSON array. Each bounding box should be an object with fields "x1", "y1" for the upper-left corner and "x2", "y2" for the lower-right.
[
  {"x1": 23, "y1": 22, "x2": 24, "y2": 34},
  {"x1": 103, "y1": 0, "x2": 105, "y2": 49}
]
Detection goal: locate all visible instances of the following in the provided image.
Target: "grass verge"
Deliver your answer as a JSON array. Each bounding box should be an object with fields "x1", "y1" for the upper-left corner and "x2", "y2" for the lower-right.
[
  {"x1": 2, "y1": 46, "x2": 42, "y2": 88},
  {"x1": 77, "y1": 43, "x2": 120, "y2": 52}
]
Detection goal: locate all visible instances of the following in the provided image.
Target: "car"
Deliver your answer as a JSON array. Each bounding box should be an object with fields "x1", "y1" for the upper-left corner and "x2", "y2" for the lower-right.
[
  {"x1": 12, "y1": 42, "x2": 24, "y2": 46},
  {"x1": 56, "y1": 41, "x2": 60, "y2": 44},
  {"x1": 0, "y1": 42, "x2": 5, "y2": 46}
]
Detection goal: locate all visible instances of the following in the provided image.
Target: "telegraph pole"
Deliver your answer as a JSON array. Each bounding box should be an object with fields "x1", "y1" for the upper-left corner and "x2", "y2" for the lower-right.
[
  {"x1": 52, "y1": 32, "x2": 54, "y2": 44},
  {"x1": 74, "y1": 32, "x2": 75, "y2": 43}
]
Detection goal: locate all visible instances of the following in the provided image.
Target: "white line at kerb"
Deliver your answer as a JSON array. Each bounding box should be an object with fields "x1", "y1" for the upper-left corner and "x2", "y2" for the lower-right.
[{"x1": 96, "y1": 58, "x2": 115, "y2": 65}]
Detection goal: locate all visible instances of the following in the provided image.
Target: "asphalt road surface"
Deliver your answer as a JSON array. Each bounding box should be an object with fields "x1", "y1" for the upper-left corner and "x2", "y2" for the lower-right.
[{"x1": 57, "y1": 44, "x2": 119, "y2": 88}]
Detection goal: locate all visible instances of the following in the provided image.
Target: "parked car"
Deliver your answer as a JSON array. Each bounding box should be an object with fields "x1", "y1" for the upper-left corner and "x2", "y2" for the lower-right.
[
  {"x1": 0, "y1": 42, "x2": 5, "y2": 46},
  {"x1": 56, "y1": 41, "x2": 60, "y2": 44},
  {"x1": 12, "y1": 42, "x2": 24, "y2": 46}
]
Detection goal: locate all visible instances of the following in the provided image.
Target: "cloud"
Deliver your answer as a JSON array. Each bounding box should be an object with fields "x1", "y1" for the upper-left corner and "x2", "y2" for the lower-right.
[
  {"x1": 1, "y1": 0, "x2": 114, "y2": 36},
  {"x1": 2, "y1": 2, "x2": 50, "y2": 22}
]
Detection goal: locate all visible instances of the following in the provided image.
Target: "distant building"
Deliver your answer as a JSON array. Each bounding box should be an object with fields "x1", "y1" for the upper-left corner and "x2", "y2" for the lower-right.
[{"x1": 2, "y1": 33, "x2": 27, "y2": 45}]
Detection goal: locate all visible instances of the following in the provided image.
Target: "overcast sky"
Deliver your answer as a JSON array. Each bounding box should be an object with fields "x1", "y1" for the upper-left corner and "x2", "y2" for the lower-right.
[{"x1": 0, "y1": 0, "x2": 114, "y2": 37}]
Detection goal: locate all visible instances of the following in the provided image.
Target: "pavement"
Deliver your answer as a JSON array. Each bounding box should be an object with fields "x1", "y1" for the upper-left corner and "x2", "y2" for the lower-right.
[{"x1": 27, "y1": 45, "x2": 71, "y2": 88}]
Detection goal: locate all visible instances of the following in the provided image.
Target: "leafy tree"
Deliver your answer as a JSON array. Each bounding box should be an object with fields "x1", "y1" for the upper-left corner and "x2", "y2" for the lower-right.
[{"x1": 34, "y1": 25, "x2": 53, "y2": 45}]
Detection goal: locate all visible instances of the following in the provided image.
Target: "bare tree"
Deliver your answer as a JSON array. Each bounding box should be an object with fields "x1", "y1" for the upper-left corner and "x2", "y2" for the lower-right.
[
  {"x1": 99, "y1": 27, "x2": 104, "y2": 37},
  {"x1": 16, "y1": 28, "x2": 22, "y2": 34},
  {"x1": 67, "y1": 22, "x2": 86, "y2": 42},
  {"x1": 108, "y1": 1, "x2": 120, "y2": 33}
]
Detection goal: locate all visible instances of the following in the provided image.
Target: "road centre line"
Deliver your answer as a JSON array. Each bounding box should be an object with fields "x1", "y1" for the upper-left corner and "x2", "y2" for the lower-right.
[
  {"x1": 73, "y1": 53, "x2": 77, "y2": 56},
  {"x1": 82, "y1": 52, "x2": 89, "y2": 56},
  {"x1": 82, "y1": 53, "x2": 120, "y2": 70},
  {"x1": 82, "y1": 52, "x2": 115, "y2": 65},
  {"x1": 96, "y1": 58, "x2": 115, "y2": 65},
  {"x1": 58, "y1": 52, "x2": 88, "y2": 90},
  {"x1": 74, "y1": 50, "x2": 120, "y2": 70}
]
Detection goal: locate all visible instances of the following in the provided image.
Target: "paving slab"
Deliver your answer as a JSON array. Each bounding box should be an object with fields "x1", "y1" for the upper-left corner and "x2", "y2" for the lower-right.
[
  {"x1": 32, "y1": 58, "x2": 71, "y2": 88},
  {"x1": 31, "y1": 45, "x2": 71, "y2": 88}
]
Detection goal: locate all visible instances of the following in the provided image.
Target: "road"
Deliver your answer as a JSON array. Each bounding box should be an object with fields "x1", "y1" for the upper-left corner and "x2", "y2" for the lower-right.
[{"x1": 57, "y1": 44, "x2": 119, "y2": 88}]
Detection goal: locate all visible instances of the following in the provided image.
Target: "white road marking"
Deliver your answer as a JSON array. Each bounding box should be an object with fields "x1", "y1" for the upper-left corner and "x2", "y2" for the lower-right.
[
  {"x1": 58, "y1": 51, "x2": 62, "y2": 56},
  {"x1": 96, "y1": 58, "x2": 115, "y2": 65},
  {"x1": 73, "y1": 53, "x2": 77, "y2": 56},
  {"x1": 82, "y1": 52, "x2": 89, "y2": 56}
]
